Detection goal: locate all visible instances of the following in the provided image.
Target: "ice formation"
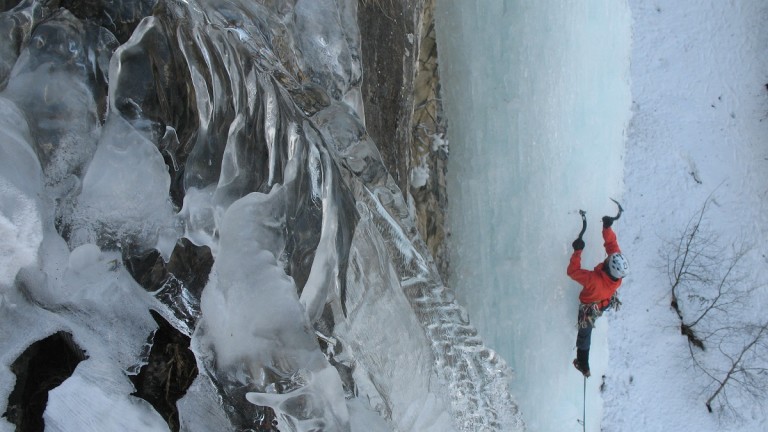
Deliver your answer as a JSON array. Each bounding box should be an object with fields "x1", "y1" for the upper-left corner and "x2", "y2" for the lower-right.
[{"x1": 0, "y1": 0, "x2": 522, "y2": 431}]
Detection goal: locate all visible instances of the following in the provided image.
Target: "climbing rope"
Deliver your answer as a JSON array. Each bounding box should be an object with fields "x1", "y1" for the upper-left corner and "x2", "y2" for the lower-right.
[
  {"x1": 582, "y1": 375, "x2": 586, "y2": 432},
  {"x1": 577, "y1": 375, "x2": 586, "y2": 431}
]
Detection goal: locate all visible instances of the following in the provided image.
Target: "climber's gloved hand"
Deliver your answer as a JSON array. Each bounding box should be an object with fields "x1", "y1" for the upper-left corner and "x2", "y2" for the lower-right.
[
  {"x1": 602, "y1": 216, "x2": 614, "y2": 228},
  {"x1": 572, "y1": 238, "x2": 585, "y2": 251}
]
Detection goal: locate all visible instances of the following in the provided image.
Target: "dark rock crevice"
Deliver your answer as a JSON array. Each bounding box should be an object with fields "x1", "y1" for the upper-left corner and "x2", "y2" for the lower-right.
[
  {"x1": 58, "y1": 0, "x2": 158, "y2": 44},
  {"x1": 123, "y1": 238, "x2": 213, "y2": 298},
  {"x1": 123, "y1": 238, "x2": 214, "y2": 331},
  {"x1": 129, "y1": 310, "x2": 198, "y2": 432},
  {"x1": 3, "y1": 331, "x2": 88, "y2": 432}
]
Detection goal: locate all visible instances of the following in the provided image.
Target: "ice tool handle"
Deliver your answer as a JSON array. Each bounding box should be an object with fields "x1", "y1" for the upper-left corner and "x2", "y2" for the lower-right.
[{"x1": 577, "y1": 210, "x2": 587, "y2": 241}]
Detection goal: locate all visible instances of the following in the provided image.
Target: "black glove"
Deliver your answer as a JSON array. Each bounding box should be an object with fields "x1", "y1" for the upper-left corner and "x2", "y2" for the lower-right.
[
  {"x1": 602, "y1": 216, "x2": 614, "y2": 228},
  {"x1": 572, "y1": 238, "x2": 585, "y2": 251}
]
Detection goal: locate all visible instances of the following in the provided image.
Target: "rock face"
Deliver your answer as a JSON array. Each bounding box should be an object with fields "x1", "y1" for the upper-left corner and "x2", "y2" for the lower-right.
[{"x1": 357, "y1": 0, "x2": 449, "y2": 281}]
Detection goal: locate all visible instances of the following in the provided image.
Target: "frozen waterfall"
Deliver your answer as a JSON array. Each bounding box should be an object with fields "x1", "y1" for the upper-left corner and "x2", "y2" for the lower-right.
[
  {"x1": 0, "y1": 0, "x2": 522, "y2": 431},
  {"x1": 436, "y1": 1, "x2": 631, "y2": 431}
]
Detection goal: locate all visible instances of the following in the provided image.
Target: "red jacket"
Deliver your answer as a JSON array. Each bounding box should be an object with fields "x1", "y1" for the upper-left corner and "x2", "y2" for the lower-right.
[{"x1": 567, "y1": 227, "x2": 622, "y2": 306}]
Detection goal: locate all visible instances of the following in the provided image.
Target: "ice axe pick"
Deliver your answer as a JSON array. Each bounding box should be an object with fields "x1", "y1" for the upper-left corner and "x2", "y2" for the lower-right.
[{"x1": 610, "y1": 198, "x2": 624, "y2": 221}]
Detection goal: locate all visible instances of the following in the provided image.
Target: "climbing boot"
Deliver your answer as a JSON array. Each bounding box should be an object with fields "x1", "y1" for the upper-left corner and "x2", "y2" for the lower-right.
[{"x1": 573, "y1": 349, "x2": 591, "y2": 377}]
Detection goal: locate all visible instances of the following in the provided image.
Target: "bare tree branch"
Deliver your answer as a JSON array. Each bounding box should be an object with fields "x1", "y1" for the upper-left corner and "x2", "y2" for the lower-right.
[
  {"x1": 662, "y1": 193, "x2": 768, "y2": 416},
  {"x1": 705, "y1": 321, "x2": 768, "y2": 412}
]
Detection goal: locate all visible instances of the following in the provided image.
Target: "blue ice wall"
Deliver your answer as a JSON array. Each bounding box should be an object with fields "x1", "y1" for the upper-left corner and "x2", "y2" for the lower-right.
[{"x1": 435, "y1": 1, "x2": 631, "y2": 430}]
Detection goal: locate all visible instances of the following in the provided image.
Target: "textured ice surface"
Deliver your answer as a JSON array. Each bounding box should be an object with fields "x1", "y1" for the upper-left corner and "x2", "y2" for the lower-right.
[
  {"x1": 45, "y1": 374, "x2": 169, "y2": 432},
  {"x1": 0, "y1": 97, "x2": 43, "y2": 291},
  {"x1": 70, "y1": 115, "x2": 176, "y2": 250},
  {"x1": 0, "y1": 0, "x2": 521, "y2": 430}
]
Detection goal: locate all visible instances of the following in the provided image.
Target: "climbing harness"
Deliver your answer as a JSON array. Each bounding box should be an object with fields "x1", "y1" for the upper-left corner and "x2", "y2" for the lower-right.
[
  {"x1": 578, "y1": 293, "x2": 621, "y2": 329},
  {"x1": 578, "y1": 302, "x2": 601, "y2": 329},
  {"x1": 608, "y1": 293, "x2": 622, "y2": 311}
]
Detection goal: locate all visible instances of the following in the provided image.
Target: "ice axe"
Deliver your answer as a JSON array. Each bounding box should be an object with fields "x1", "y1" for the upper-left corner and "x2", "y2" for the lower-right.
[
  {"x1": 577, "y1": 209, "x2": 587, "y2": 241},
  {"x1": 571, "y1": 209, "x2": 588, "y2": 251},
  {"x1": 610, "y1": 198, "x2": 624, "y2": 220},
  {"x1": 602, "y1": 198, "x2": 624, "y2": 227},
  {"x1": 577, "y1": 198, "x2": 622, "y2": 233}
]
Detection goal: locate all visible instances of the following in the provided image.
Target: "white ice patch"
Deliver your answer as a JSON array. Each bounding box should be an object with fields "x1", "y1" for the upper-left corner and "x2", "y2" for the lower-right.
[
  {"x1": 56, "y1": 244, "x2": 135, "y2": 304},
  {"x1": 196, "y1": 188, "x2": 350, "y2": 431},
  {"x1": 3, "y1": 240, "x2": 161, "y2": 432},
  {"x1": 45, "y1": 374, "x2": 169, "y2": 432},
  {"x1": 294, "y1": 0, "x2": 361, "y2": 99},
  {"x1": 430, "y1": 132, "x2": 448, "y2": 154},
  {"x1": 0, "y1": 180, "x2": 43, "y2": 289},
  {"x1": 342, "y1": 87, "x2": 366, "y2": 122},
  {"x1": 410, "y1": 164, "x2": 429, "y2": 188},
  {"x1": 346, "y1": 398, "x2": 391, "y2": 432},
  {"x1": 71, "y1": 115, "x2": 176, "y2": 250},
  {"x1": 178, "y1": 185, "x2": 219, "y2": 255},
  {"x1": 0, "y1": 97, "x2": 44, "y2": 291}
]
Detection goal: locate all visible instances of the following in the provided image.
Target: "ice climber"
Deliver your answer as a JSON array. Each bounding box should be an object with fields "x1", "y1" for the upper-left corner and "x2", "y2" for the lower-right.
[{"x1": 567, "y1": 212, "x2": 628, "y2": 378}]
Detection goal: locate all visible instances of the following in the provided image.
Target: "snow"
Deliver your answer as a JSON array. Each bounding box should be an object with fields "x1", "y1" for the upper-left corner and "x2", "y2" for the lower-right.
[
  {"x1": 437, "y1": 0, "x2": 768, "y2": 431},
  {"x1": 604, "y1": 1, "x2": 768, "y2": 431}
]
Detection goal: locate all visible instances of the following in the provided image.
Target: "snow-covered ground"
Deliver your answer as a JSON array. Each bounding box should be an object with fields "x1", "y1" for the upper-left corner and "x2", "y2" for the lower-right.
[
  {"x1": 604, "y1": 2, "x2": 768, "y2": 431},
  {"x1": 437, "y1": 1, "x2": 768, "y2": 431}
]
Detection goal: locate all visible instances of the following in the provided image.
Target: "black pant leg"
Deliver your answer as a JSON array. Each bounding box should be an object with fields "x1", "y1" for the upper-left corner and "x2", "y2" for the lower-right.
[{"x1": 576, "y1": 324, "x2": 592, "y2": 351}]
